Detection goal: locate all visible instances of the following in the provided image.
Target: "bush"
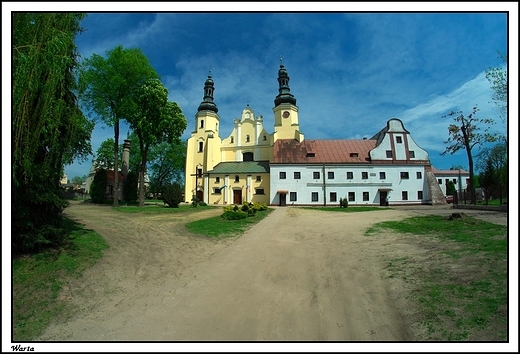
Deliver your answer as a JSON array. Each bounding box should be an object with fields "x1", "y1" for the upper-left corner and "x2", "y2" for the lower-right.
[
  {"x1": 162, "y1": 182, "x2": 183, "y2": 208},
  {"x1": 339, "y1": 197, "x2": 349, "y2": 208},
  {"x1": 90, "y1": 168, "x2": 107, "y2": 204},
  {"x1": 123, "y1": 171, "x2": 138, "y2": 203},
  {"x1": 221, "y1": 210, "x2": 248, "y2": 220}
]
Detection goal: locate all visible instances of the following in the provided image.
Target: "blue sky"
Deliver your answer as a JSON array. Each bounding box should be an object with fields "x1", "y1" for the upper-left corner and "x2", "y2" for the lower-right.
[{"x1": 5, "y1": 4, "x2": 516, "y2": 181}]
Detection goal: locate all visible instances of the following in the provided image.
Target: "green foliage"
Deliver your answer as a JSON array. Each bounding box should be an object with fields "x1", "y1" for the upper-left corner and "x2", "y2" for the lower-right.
[
  {"x1": 446, "y1": 180, "x2": 457, "y2": 196},
  {"x1": 222, "y1": 203, "x2": 267, "y2": 219},
  {"x1": 339, "y1": 197, "x2": 349, "y2": 208},
  {"x1": 162, "y1": 182, "x2": 183, "y2": 208},
  {"x1": 123, "y1": 171, "x2": 138, "y2": 203},
  {"x1": 485, "y1": 52, "x2": 507, "y2": 141},
  {"x1": 126, "y1": 78, "x2": 188, "y2": 207},
  {"x1": 148, "y1": 139, "x2": 187, "y2": 196},
  {"x1": 79, "y1": 45, "x2": 160, "y2": 207},
  {"x1": 93, "y1": 138, "x2": 121, "y2": 170},
  {"x1": 12, "y1": 13, "x2": 93, "y2": 254},
  {"x1": 221, "y1": 210, "x2": 248, "y2": 220},
  {"x1": 90, "y1": 168, "x2": 107, "y2": 204}
]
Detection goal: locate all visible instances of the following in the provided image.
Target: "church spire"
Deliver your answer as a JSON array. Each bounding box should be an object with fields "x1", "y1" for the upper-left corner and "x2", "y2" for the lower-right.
[
  {"x1": 197, "y1": 70, "x2": 218, "y2": 113},
  {"x1": 274, "y1": 58, "x2": 296, "y2": 107}
]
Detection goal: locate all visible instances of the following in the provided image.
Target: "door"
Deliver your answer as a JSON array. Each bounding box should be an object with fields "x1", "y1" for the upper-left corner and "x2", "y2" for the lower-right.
[
  {"x1": 196, "y1": 190, "x2": 203, "y2": 202},
  {"x1": 233, "y1": 189, "x2": 242, "y2": 205},
  {"x1": 279, "y1": 193, "x2": 286, "y2": 207},
  {"x1": 379, "y1": 191, "x2": 387, "y2": 206}
]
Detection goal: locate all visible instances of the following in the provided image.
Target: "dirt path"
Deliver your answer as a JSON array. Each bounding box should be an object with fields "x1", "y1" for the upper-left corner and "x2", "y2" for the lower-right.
[{"x1": 37, "y1": 203, "x2": 507, "y2": 341}]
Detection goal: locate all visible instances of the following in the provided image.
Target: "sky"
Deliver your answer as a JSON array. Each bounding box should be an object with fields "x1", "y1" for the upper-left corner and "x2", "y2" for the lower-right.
[
  {"x1": 5, "y1": 4, "x2": 516, "y2": 181},
  {"x1": 3, "y1": 3, "x2": 518, "y2": 352}
]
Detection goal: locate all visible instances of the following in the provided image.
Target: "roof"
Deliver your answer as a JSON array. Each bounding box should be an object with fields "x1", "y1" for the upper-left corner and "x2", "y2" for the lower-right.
[
  {"x1": 208, "y1": 161, "x2": 270, "y2": 174},
  {"x1": 272, "y1": 139, "x2": 377, "y2": 164},
  {"x1": 431, "y1": 167, "x2": 470, "y2": 176}
]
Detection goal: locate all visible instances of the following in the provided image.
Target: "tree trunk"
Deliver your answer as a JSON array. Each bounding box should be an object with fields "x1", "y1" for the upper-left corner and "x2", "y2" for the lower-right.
[
  {"x1": 466, "y1": 147, "x2": 476, "y2": 205},
  {"x1": 138, "y1": 147, "x2": 148, "y2": 207},
  {"x1": 113, "y1": 120, "x2": 119, "y2": 207}
]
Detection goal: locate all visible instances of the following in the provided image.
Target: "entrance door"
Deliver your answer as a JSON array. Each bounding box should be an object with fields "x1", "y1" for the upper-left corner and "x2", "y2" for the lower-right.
[
  {"x1": 379, "y1": 191, "x2": 387, "y2": 206},
  {"x1": 279, "y1": 193, "x2": 287, "y2": 207},
  {"x1": 233, "y1": 190, "x2": 242, "y2": 204},
  {"x1": 196, "y1": 190, "x2": 203, "y2": 202}
]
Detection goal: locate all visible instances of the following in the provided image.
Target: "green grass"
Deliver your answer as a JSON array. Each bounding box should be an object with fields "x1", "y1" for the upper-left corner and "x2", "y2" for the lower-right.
[
  {"x1": 114, "y1": 203, "x2": 213, "y2": 214},
  {"x1": 302, "y1": 206, "x2": 391, "y2": 212},
  {"x1": 365, "y1": 215, "x2": 507, "y2": 341},
  {"x1": 12, "y1": 218, "x2": 109, "y2": 341},
  {"x1": 186, "y1": 208, "x2": 274, "y2": 238},
  {"x1": 476, "y1": 199, "x2": 507, "y2": 206}
]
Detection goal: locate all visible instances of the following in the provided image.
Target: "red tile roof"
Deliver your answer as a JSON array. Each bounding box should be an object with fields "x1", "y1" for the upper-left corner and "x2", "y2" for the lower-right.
[
  {"x1": 273, "y1": 139, "x2": 377, "y2": 164},
  {"x1": 431, "y1": 167, "x2": 469, "y2": 175},
  {"x1": 99, "y1": 169, "x2": 125, "y2": 182}
]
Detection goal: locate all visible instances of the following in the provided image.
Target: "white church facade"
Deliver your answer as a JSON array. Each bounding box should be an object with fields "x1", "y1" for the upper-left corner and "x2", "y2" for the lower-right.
[{"x1": 184, "y1": 61, "x2": 448, "y2": 206}]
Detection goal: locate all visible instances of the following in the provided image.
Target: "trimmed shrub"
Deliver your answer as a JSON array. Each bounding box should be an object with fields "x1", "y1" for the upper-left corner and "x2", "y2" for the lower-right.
[
  {"x1": 163, "y1": 182, "x2": 183, "y2": 208},
  {"x1": 90, "y1": 168, "x2": 107, "y2": 204},
  {"x1": 339, "y1": 197, "x2": 349, "y2": 208},
  {"x1": 221, "y1": 210, "x2": 248, "y2": 220}
]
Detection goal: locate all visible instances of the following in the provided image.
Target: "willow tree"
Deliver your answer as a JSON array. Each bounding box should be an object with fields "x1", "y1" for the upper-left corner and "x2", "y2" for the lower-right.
[
  {"x1": 79, "y1": 45, "x2": 159, "y2": 206},
  {"x1": 127, "y1": 79, "x2": 187, "y2": 206},
  {"x1": 12, "y1": 13, "x2": 94, "y2": 253}
]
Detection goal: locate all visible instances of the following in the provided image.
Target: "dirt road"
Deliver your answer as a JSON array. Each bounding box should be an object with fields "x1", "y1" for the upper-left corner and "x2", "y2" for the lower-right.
[{"x1": 37, "y1": 202, "x2": 507, "y2": 341}]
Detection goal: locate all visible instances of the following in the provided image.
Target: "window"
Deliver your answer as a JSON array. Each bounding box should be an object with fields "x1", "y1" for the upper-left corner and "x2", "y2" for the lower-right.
[
  {"x1": 328, "y1": 171, "x2": 335, "y2": 179},
  {"x1": 294, "y1": 172, "x2": 301, "y2": 179},
  {"x1": 311, "y1": 192, "x2": 319, "y2": 202},
  {"x1": 363, "y1": 192, "x2": 369, "y2": 201},
  {"x1": 230, "y1": 136, "x2": 234, "y2": 143},
  {"x1": 438, "y1": 179, "x2": 442, "y2": 184},
  {"x1": 350, "y1": 153, "x2": 358, "y2": 157},
  {"x1": 197, "y1": 168, "x2": 203, "y2": 178},
  {"x1": 409, "y1": 151, "x2": 415, "y2": 158},
  {"x1": 330, "y1": 192, "x2": 337, "y2": 202},
  {"x1": 347, "y1": 172, "x2": 354, "y2": 179},
  {"x1": 417, "y1": 191, "x2": 423, "y2": 199},
  {"x1": 313, "y1": 171, "x2": 320, "y2": 179},
  {"x1": 279, "y1": 172, "x2": 286, "y2": 179},
  {"x1": 396, "y1": 136, "x2": 402, "y2": 143},
  {"x1": 466, "y1": 178, "x2": 470, "y2": 185},
  {"x1": 256, "y1": 176, "x2": 261, "y2": 182},
  {"x1": 255, "y1": 188, "x2": 265, "y2": 195},
  {"x1": 348, "y1": 192, "x2": 355, "y2": 201},
  {"x1": 453, "y1": 179, "x2": 457, "y2": 184},
  {"x1": 213, "y1": 188, "x2": 221, "y2": 194},
  {"x1": 246, "y1": 135, "x2": 250, "y2": 142},
  {"x1": 379, "y1": 172, "x2": 386, "y2": 179},
  {"x1": 263, "y1": 135, "x2": 267, "y2": 141},
  {"x1": 290, "y1": 192, "x2": 297, "y2": 201},
  {"x1": 362, "y1": 172, "x2": 368, "y2": 179},
  {"x1": 235, "y1": 175, "x2": 239, "y2": 182},
  {"x1": 198, "y1": 141, "x2": 203, "y2": 152},
  {"x1": 400, "y1": 172, "x2": 409, "y2": 179},
  {"x1": 200, "y1": 120, "x2": 204, "y2": 128},
  {"x1": 215, "y1": 177, "x2": 220, "y2": 183},
  {"x1": 445, "y1": 179, "x2": 449, "y2": 185},
  {"x1": 402, "y1": 191, "x2": 408, "y2": 200},
  {"x1": 416, "y1": 171, "x2": 422, "y2": 179},
  {"x1": 307, "y1": 152, "x2": 315, "y2": 157},
  {"x1": 386, "y1": 150, "x2": 393, "y2": 158},
  {"x1": 243, "y1": 152, "x2": 254, "y2": 161}
]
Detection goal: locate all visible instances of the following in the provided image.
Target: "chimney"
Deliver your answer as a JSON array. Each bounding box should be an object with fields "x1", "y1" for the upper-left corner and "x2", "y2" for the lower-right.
[{"x1": 122, "y1": 139, "x2": 131, "y2": 178}]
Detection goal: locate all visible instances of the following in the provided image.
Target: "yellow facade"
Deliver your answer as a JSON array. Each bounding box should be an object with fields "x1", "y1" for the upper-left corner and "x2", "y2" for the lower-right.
[{"x1": 185, "y1": 63, "x2": 301, "y2": 204}]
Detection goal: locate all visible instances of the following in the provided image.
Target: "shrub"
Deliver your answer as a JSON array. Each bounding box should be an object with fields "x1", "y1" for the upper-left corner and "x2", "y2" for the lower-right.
[
  {"x1": 162, "y1": 182, "x2": 183, "y2": 208},
  {"x1": 123, "y1": 171, "x2": 138, "y2": 203},
  {"x1": 339, "y1": 197, "x2": 349, "y2": 208},
  {"x1": 90, "y1": 168, "x2": 107, "y2": 204},
  {"x1": 221, "y1": 210, "x2": 248, "y2": 220}
]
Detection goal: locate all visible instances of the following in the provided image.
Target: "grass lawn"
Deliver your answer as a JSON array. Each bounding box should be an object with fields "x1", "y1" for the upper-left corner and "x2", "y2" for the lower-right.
[
  {"x1": 365, "y1": 215, "x2": 508, "y2": 341},
  {"x1": 114, "y1": 203, "x2": 213, "y2": 214},
  {"x1": 12, "y1": 218, "x2": 109, "y2": 341},
  {"x1": 186, "y1": 208, "x2": 274, "y2": 238},
  {"x1": 303, "y1": 206, "x2": 391, "y2": 212}
]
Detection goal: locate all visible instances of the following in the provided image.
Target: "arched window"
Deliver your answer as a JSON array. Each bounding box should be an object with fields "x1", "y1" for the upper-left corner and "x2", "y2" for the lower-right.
[
  {"x1": 198, "y1": 141, "x2": 203, "y2": 152},
  {"x1": 263, "y1": 135, "x2": 267, "y2": 141},
  {"x1": 230, "y1": 136, "x2": 234, "y2": 143},
  {"x1": 200, "y1": 120, "x2": 204, "y2": 128},
  {"x1": 235, "y1": 175, "x2": 240, "y2": 182},
  {"x1": 246, "y1": 135, "x2": 250, "y2": 143},
  {"x1": 243, "y1": 152, "x2": 254, "y2": 161}
]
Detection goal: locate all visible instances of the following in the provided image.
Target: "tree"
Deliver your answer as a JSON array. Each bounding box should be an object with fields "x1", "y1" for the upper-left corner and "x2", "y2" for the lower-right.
[
  {"x1": 148, "y1": 139, "x2": 186, "y2": 198},
  {"x1": 79, "y1": 45, "x2": 159, "y2": 207},
  {"x1": 485, "y1": 53, "x2": 507, "y2": 142},
  {"x1": 93, "y1": 138, "x2": 121, "y2": 170},
  {"x1": 90, "y1": 168, "x2": 107, "y2": 203},
  {"x1": 441, "y1": 106, "x2": 496, "y2": 204},
  {"x1": 476, "y1": 143, "x2": 507, "y2": 204},
  {"x1": 12, "y1": 13, "x2": 93, "y2": 254},
  {"x1": 127, "y1": 79, "x2": 187, "y2": 207},
  {"x1": 162, "y1": 183, "x2": 184, "y2": 208},
  {"x1": 446, "y1": 180, "x2": 457, "y2": 196}
]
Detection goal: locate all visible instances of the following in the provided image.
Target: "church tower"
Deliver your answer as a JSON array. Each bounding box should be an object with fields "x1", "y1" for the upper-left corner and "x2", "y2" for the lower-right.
[
  {"x1": 184, "y1": 71, "x2": 222, "y2": 202},
  {"x1": 273, "y1": 59, "x2": 304, "y2": 142}
]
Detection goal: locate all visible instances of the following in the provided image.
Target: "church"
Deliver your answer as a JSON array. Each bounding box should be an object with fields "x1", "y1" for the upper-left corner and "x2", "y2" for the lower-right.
[{"x1": 184, "y1": 62, "x2": 450, "y2": 206}]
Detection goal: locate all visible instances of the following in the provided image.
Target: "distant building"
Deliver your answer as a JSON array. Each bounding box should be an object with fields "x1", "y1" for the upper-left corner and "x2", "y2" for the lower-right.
[{"x1": 185, "y1": 62, "x2": 447, "y2": 206}]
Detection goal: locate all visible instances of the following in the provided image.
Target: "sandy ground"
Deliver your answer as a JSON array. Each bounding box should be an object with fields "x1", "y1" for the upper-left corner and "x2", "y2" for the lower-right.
[{"x1": 37, "y1": 202, "x2": 507, "y2": 342}]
